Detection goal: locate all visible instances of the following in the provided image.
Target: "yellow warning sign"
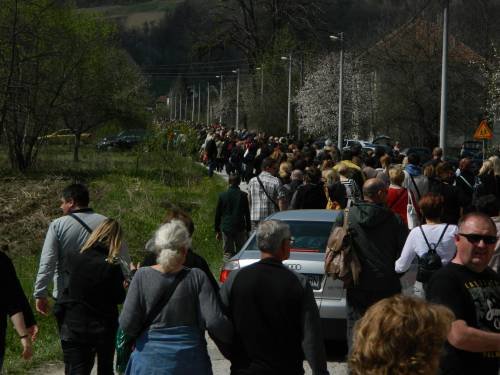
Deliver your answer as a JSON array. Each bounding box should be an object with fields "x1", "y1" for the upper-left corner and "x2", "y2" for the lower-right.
[{"x1": 473, "y1": 120, "x2": 493, "y2": 140}]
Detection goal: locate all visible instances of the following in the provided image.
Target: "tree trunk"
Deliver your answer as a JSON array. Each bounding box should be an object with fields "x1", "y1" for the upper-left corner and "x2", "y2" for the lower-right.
[{"x1": 73, "y1": 132, "x2": 81, "y2": 162}]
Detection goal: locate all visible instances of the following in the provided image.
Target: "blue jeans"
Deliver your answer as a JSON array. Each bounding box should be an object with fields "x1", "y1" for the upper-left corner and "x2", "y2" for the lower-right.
[{"x1": 126, "y1": 326, "x2": 212, "y2": 375}]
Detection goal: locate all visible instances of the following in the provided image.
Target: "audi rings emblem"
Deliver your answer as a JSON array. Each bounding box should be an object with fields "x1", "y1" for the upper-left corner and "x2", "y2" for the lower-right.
[{"x1": 287, "y1": 264, "x2": 302, "y2": 271}]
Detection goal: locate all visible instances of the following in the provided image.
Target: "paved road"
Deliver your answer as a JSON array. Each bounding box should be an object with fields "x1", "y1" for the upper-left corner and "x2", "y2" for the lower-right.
[{"x1": 30, "y1": 335, "x2": 347, "y2": 374}]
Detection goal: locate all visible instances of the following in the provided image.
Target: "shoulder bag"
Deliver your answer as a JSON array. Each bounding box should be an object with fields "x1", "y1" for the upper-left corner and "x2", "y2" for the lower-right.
[
  {"x1": 325, "y1": 209, "x2": 361, "y2": 287},
  {"x1": 416, "y1": 224, "x2": 449, "y2": 283},
  {"x1": 256, "y1": 175, "x2": 280, "y2": 210}
]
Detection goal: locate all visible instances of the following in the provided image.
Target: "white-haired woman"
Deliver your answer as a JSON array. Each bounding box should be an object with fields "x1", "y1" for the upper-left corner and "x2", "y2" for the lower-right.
[{"x1": 119, "y1": 220, "x2": 232, "y2": 375}]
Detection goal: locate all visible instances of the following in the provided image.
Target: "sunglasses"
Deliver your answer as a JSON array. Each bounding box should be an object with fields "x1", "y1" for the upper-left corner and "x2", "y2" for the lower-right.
[{"x1": 458, "y1": 233, "x2": 498, "y2": 245}]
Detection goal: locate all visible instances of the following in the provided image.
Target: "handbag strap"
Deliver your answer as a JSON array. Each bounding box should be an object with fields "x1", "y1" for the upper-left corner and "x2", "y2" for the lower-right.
[
  {"x1": 257, "y1": 175, "x2": 279, "y2": 210},
  {"x1": 409, "y1": 173, "x2": 421, "y2": 200},
  {"x1": 141, "y1": 268, "x2": 189, "y2": 334},
  {"x1": 343, "y1": 208, "x2": 350, "y2": 230},
  {"x1": 68, "y1": 213, "x2": 93, "y2": 234},
  {"x1": 418, "y1": 224, "x2": 449, "y2": 253}
]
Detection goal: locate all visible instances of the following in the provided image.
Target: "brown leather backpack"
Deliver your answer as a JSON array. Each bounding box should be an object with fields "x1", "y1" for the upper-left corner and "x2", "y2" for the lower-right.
[{"x1": 324, "y1": 208, "x2": 361, "y2": 287}]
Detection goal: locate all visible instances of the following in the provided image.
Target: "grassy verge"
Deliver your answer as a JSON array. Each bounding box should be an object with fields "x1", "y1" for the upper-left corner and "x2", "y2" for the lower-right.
[{"x1": 0, "y1": 145, "x2": 225, "y2": 374}]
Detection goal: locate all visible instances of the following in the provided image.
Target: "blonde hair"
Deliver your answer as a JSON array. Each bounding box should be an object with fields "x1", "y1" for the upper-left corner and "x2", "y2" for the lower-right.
[
  {"x1": 479, "y1": 160, "x2": 494, "y2": 176},
  {"x1": 154, "y1": 220, "x2": 191, "y2": 272},
  {"x1": 349, "y1": 295, "x2": 454, "y2": 375},
  {"x1": 388, "y1": 166, "x2": 404, "y2": 186},
  {"x1": 81, "y1": 218, "x2": 123, "y2": 263},
  {"x1": 488, "y1": 156, "x2": 500, "y2": 176},
  {"x1": 322, "y1": 169, "x2": 339, "y2": 186},
  {"x1": 279, "y1": 161, "x2": 292, "y2": 179}
]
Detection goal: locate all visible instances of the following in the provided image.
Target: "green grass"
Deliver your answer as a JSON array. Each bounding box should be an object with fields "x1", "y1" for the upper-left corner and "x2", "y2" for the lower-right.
[{"x1": 0, "y1": 143, "x2": 226, "y2": 374}]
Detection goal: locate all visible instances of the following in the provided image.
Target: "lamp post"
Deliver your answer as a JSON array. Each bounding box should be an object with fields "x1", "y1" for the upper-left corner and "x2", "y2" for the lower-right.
[
  {"x1": 232, "y1": 69, "x2": 240, "y2": 130},
  {"x1": 330, "y1": 33, "x2": 344, "y2": 151},
  {"x1": 173, "y1": 95, "x2": 177, "y2": 120},
  {"x1": 207, "y1": 82, "x2": 210, "y2": 126},
  {"x1": 281, "y1": 54, "x2": 292, "y2": 135},
  {"x1": 179, "y1": 93, "x2": 182, "y2": 120},
  {"x1": 216, "y1": 75, "x2": 223, "y2": 124},
  {"x1": 256, "y1": 65, "x2": 264, "y2": 104},
  {"x1": 191, "y1": 87, "x2": 195, "y2": 122},
  {"x1": 439, "y1": 0, "x2": 449, "y2": 157},
  {"x1": 198, "y1": 82, "x2": 201, "y2": 123}
]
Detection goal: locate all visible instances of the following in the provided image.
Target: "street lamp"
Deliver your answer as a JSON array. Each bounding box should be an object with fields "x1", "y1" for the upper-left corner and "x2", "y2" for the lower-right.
[
  {"x1": 216, "y1": 75, "x2": 223, "y2": 124},
  {"x1": 281, "y1": 54, "x2": 292, "y2": 135},
  {"x1": 232, "y1": 69, "x2": 240, "y2": 130},
  {"x1": 330, "y1": 33, "x2": 344, "y2": 151},
  {"x1": 206, "y1": 82, "x2": 210, "y2": 126},
  {"x1": 256, "y1": 65, "x2": 264, "y2": 104},
  {"x1": 439, "y1": 0, "x2": 449, "y2": 157},
  {"x1": 198, "y1": 82, "x2": 201, "y2": 123},
  {"x1": 191, "y1": 86, "x2": 195, "y2": 122}
]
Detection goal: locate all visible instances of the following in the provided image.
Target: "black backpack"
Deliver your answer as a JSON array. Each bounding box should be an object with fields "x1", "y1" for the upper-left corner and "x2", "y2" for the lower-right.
[{"x1": 416, "y1": 224, "x2": 449, "y2": 283}]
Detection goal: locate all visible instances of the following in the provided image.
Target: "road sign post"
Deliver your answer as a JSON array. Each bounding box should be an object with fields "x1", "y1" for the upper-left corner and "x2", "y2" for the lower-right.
[{"x1": 473, "y1": 120, "x2": 493, "y2": 161}]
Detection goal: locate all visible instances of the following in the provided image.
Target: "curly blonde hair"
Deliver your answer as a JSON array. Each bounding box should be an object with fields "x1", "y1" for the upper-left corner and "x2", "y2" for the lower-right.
[{"x1": 349, "y1": 295, "x2": 454, "y2": 375}]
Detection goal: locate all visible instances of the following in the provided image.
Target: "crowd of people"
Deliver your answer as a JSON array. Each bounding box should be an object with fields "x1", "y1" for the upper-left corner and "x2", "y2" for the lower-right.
[{"x1": 0, "y1": 122, "x2": 499, "y2": 375}]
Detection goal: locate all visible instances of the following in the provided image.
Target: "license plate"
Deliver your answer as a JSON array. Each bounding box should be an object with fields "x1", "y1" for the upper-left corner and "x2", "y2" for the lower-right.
[{"x1": 304, "y1": 274, "x2": 323, "y2": 290}]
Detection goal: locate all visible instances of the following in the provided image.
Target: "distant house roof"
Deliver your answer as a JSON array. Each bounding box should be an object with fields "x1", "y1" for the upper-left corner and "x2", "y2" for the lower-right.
[{"x1": 356, "y1": 18, "x2": 483, "y2": 65}]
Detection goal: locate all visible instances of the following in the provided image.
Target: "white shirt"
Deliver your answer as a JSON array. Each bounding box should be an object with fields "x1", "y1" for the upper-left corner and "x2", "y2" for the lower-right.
[{"x1": 395, "y1": 223, "x2": 458, "y2": 273}]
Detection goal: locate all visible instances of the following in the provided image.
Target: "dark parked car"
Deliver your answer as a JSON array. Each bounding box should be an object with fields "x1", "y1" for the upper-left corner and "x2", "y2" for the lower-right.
[{"x1": 96, "y1": 129, "x2": 150, "y2": 150}]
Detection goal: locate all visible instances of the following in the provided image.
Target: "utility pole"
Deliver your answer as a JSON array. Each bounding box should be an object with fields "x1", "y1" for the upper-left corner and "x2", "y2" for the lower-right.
[
  {"x1": 330, "y1": 33, "x2": 344, "y2": 150},
  {"x1": 281, "y1": 54, "x2": 292, "y2": 135},
  {"x1": 439, "y1": 0, "x2": 449, "y2": 157},
  {"x1": 233, "y1": 69, "x2": 240, "y2": 130}
]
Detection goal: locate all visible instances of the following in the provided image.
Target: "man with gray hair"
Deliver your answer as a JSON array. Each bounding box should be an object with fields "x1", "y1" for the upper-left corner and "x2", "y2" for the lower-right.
[
  {"x1": 220, "y1": 220, "x2": 328, "y2": 375},
  {"x1": 335, "y1": 178, "x2": 407, "y2": 350}
]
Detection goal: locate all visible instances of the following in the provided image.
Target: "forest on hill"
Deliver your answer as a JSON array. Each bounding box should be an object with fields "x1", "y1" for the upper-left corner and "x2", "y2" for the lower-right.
[{"x1": 110, "y1": 0, "x2": 499, "y2": 146}]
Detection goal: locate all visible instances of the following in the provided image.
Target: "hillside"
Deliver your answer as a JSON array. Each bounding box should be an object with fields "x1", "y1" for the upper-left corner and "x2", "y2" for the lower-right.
[{"x1": 79, "y1": 0, "x2": 182, "y2": 28}]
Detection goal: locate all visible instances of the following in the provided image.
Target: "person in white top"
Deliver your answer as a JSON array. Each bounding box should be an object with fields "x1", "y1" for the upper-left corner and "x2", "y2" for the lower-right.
[{"x1": 395, "y1": 193, "x2": 457, "y2": 297}]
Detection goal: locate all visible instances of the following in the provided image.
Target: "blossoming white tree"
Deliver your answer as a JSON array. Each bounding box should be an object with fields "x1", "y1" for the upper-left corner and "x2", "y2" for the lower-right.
[{"x1": 294, "y1": 52, "x2": 355, "y2": 139}]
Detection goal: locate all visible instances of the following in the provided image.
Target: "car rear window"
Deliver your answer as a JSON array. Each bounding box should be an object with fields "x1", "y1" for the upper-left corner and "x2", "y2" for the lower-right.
[{"x1": 246, "y1": 221, "x2": 334, "y2": 253}]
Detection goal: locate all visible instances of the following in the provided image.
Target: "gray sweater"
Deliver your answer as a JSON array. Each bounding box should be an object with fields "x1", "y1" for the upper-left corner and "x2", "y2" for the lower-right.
[
  {"x1": 34, "y1": 210, "x2": 130, "y2": 299},
  {"x1": 119, "y1": 267, "x2": 232, "y2": 343}
]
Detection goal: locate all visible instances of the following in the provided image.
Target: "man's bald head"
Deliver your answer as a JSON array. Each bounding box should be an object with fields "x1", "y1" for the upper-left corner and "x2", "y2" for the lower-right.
[{"x1": 363, "y1": 178, "x2": 388, "y2": 204}]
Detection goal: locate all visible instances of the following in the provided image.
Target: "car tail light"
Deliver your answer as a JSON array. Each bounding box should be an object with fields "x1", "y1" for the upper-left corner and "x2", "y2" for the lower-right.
[{"x1": 219, "y1": 260, "x2": 240, "y2": 283}]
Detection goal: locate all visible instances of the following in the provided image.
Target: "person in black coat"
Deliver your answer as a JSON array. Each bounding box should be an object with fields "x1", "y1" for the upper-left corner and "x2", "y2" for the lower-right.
[
  {"x1": 0, "y1": 251, "x2": 36, "y2": 371},
  {"x1": 290, "y1": 167, "x2": 327, "y2": 210},
  {"x1": 57, "y1": 218, "x2": 126, "y2": 374}
]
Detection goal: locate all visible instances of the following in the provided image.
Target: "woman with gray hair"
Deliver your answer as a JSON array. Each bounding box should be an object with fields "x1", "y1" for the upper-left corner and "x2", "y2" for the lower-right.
[{"x1": 119, "y1": 220, "x2": 232, "y2": 374}]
